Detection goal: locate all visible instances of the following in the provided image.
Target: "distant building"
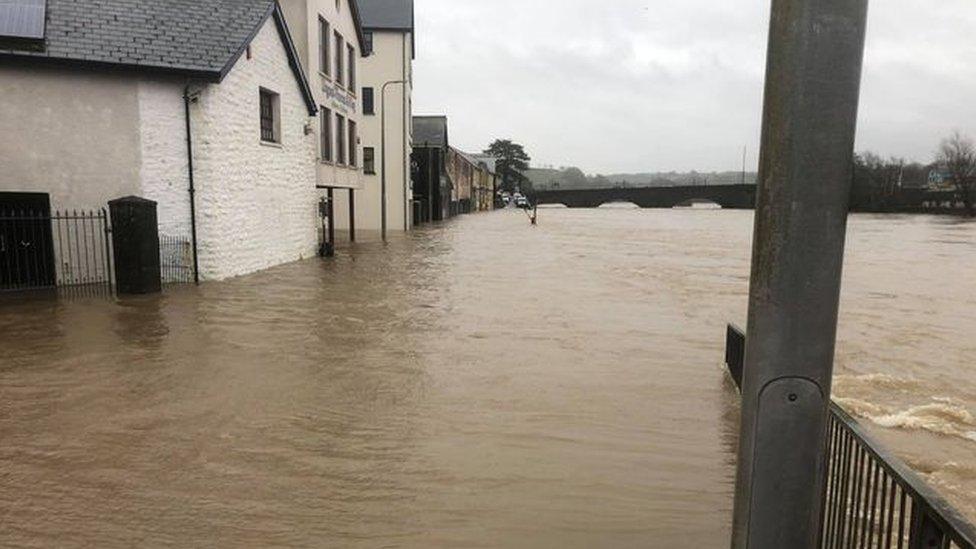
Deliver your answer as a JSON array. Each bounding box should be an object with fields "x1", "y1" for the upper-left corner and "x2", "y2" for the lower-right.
[
  {"x1": 446, "y1": 148, "x2": 474, "y2": 214},
  {"x1": 352, "y1": 0, "x2": 415, "y2": 234},
  {"x1": 450, "y1": 150, "x2": 498, "y2": 213},
  {"x1": 0, "y1": 0, "x2": 324, "y2": 280},
  {"x1": 927, "y1": 169, "x2": 955, "y2": 192},
  {"x1": 411, "y1": 116, "x2": 452, "y2": 221}
]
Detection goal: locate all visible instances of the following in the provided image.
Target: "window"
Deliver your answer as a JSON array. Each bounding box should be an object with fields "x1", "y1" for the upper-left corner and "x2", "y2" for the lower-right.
[
  {"x1": 348, "y1": 120, "x2": 357, "y2": 167},
  {"x1": 364, "y1": 31, "x2": 373, "y2": 55},
  {"x1": 320, "y1": 106, "x2": 332, "y2": 162},
  {"x1": 364, "y1": 147, "x2": 376, "y2": 174},
  {"x1": 259, "y1": 88, "x2": 280, "y2": 143},
  {"x1": 334, "y1": 32, "x2": 344, "y2": 87},
  {"x1": 347, "y1": 44, "x2": 356, "y2": 91},
  {"x1": 362, "y1": 87, "x2": 374, "y2": 115},
  {"x1": 318, "y1": 17, "x2": 330, "y2": 76},
  {"x1": 336, "y1": 114, "x2": 346, "y2": 165}
]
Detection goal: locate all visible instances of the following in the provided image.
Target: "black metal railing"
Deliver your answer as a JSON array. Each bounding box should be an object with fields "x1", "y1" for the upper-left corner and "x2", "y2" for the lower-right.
[
  {"x1": 724, "y1": 324, "x2": 976, "y2": 549},
  {"x1": 158, "y1": 225, "x2": 194, "y2": 285},
  {"x1": 1, "y1": 209, "x2": 113, "y2": 296}
]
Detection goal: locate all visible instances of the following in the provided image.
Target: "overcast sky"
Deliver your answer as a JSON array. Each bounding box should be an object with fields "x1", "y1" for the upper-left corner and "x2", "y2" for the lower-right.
[{"x1": 411, "y1": 0, "x2": 976, "y2": 175}]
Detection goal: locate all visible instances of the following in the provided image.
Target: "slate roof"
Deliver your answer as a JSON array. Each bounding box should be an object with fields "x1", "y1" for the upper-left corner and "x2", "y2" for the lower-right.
[
  {"x1": 466, "y1": 153, "x2": 498, "y2": 174},
  {"x1": 413, "y1": 116, "x2": 448, "y2": 148},
  {"x1": 0, "y1": 0, "x2": 318, "y2": 114},
  {"x1": 358, "y1": 0, "x2": 413, "y2": 31}
]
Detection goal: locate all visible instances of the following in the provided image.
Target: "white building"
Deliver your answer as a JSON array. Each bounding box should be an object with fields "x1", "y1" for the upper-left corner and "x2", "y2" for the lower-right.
[
  {"x1": 279, "y1": 0, "x2": 368, "y2": 242},
  {"x1": 0, "y1": 0, "x2": 326, "y2": 281},
  {"x1": 351, "y1": 0, "x2": 415, "y2": 237}
]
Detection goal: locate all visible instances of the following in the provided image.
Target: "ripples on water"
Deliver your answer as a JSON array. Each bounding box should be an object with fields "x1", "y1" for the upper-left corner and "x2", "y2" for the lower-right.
[{"x1": 0, "y1": 209, "x2": 973, "y2": 547}]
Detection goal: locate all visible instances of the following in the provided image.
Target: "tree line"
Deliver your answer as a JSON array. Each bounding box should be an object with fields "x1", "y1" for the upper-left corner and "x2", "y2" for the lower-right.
[
  {"x1": 852, "y1": 130, "x2": 976, "y2": 216},
  {"x1": 483, "y1": 132, "x2": 976, "y2": 216}
]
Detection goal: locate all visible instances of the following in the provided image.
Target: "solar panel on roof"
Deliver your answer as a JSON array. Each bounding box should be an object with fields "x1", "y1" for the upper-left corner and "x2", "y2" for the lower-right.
[{"x1": 0, "y1": 0, "x2": 46, "y2": 40}]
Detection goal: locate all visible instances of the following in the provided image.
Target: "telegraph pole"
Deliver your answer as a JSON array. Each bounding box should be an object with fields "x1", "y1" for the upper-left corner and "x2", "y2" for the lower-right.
[{"x1": 731, "y1": 0, "x2": 869, "y2": 547}]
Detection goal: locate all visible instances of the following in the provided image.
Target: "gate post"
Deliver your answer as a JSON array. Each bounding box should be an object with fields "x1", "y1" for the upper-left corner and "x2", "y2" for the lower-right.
[
  {"x1": 108, "y1": 196, "x2": 161, "y2": 295},
  {"x1": 731, "y1": 0, "x2": 869, "y2": 547}
]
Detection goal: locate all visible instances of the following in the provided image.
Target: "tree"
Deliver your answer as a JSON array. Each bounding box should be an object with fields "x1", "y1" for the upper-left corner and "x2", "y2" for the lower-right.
[
  {"x1": 851, "y1": 152, "x2": 911, "y2": 211},
  {"x1": 484, "y1": 139, "x2": 531, "y2": 194},
  {"x1": 936, "y1": 130, "x2": 976, "y2": 216}
]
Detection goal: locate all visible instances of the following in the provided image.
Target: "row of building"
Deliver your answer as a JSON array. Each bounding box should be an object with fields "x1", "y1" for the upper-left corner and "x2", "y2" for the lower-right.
[{"x1": 0, "y1": 0, "x2": 500, "y2": 284}]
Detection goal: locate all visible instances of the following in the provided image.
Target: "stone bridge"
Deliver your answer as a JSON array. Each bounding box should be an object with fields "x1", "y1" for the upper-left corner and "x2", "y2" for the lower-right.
[{"x1": 530, "y1": 184, "x2": 757, "y2": 209}]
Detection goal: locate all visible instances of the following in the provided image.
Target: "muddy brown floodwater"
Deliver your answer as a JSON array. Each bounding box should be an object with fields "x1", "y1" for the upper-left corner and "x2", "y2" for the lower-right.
[{"x1": 1, "y1": 208, "x2": 974, "y2": 548}]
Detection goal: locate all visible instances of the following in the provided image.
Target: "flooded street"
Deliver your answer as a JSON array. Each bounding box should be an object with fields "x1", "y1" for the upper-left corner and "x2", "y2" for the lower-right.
[{"x1": 1, "y1": 209, "x2": 974, "y2": 547}]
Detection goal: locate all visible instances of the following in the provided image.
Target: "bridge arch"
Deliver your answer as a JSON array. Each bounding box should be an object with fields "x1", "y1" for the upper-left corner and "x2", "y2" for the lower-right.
[
  {"x1": 597, "y1": 201, "x2": 641, "y2": 209},
  {"x1": 672, "y1": 198, "x2": 724, "y2": 209}
]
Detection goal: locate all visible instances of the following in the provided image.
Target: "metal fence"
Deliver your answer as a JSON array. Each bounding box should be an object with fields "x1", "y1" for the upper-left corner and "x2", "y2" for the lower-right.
[
  {"x1": 724, "y1": 324, "x2": 976, "y2": 549},
  {"x1": 158, "y1": 224, "x2": 194, "y2": 284},
  {"x1": 0, "y1": 209, "x2": 112, "y2": 296}
]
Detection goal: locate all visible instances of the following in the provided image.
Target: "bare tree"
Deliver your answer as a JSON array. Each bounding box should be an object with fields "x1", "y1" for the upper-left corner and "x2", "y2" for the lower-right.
[
  {"x1": 936, "y1": 130, "x2": 976, "y2": 216},
  {"x1": 852, "y1": 152, "x2": 905, "y2": 211}
]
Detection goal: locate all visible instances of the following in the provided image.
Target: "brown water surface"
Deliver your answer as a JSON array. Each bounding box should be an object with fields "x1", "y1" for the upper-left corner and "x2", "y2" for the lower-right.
[{"x1": 1, "y1": 209, "x2": 974, "y2": 547}]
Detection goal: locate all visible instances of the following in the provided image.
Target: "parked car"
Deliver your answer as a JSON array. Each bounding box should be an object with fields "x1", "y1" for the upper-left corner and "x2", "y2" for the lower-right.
[{"x1": 515, "y1": 196, "x2": 529, "y2": 209}]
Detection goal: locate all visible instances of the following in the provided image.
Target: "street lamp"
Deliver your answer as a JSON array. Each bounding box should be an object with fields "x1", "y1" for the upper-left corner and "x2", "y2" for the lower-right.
[{"x1": 381, "y1": 79, "x2": 407, "y2": 242}]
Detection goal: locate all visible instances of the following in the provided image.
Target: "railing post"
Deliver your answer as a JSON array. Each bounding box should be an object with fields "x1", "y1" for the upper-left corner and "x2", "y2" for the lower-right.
[
  {"x1": 731, "y1": 0, "x2": 869, "y2": 547},
  {"x1": 911, "y1": 509, "x2": 948, "y2": 549}
]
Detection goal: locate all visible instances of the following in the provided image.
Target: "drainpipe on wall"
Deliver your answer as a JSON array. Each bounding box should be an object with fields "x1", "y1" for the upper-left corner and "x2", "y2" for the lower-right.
[
  {"x1": 183, "y1": 86, "x2": 201, "y2": 285},
  {"x1": 402, "y1": 32, "x2": 409, "y2": 232}
]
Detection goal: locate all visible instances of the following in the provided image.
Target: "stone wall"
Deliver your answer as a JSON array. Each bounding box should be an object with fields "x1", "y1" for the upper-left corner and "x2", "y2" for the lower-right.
[{"x1": 186, "y1": 19, "x2": 319, "y2": 281}]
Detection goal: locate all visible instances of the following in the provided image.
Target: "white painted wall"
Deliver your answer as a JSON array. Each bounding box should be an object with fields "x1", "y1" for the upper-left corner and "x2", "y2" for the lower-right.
[
  {"x1": 186, "y1": 18, "x2": 319, "y2": 281},
  {"x1": 137, "y1": 78, "x2": 192, "y2": 236},
  {"x1": 0, "y1": 65, "x2": 142, "y2": 212},
  {"x1": 2, "y1": 16, "x2": 323, "y2": 283}
]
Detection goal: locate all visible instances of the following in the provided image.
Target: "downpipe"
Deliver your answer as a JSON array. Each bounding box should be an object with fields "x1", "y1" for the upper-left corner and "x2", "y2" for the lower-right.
[{"x1": 183, "y1": 86, "x2": 201, "y2": 285}]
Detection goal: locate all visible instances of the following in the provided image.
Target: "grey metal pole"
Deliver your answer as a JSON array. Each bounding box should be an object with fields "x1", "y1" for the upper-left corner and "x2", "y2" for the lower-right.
[
  {"x1": 380, "y1": 79, "x2": 407, "y2": 242},
  {"x1": 731, "y1": 0, "x2": 869, "y2": 547}
]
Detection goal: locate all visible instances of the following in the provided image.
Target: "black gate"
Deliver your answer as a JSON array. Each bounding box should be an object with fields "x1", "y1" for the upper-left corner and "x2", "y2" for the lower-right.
[{"x1": 0, "y1": 203, "x2": 113, "y2": 296}]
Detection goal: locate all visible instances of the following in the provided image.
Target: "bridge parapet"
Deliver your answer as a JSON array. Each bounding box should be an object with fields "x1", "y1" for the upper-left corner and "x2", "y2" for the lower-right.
[{"x1": 531, "y1": 184, "x2": 757, "y2": 210}]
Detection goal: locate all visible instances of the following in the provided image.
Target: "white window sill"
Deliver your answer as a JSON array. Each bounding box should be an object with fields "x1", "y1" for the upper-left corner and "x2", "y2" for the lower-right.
[{"x1": 260, "y1": 140, "x2": 283, "y2": 149}]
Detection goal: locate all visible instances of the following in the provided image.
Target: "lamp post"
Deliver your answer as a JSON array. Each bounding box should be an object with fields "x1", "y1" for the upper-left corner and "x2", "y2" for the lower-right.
[
  {"x1": 731, "y1": 0, "x2": 869, "y2": 547},
  {"x1": 381, "y1": 79, "x2": 407, "y2": 242}
]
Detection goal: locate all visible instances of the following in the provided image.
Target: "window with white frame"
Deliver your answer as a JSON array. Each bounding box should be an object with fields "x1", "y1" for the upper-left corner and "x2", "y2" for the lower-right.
[
  {"x1": 348, "y1": 120, "x2": 357, "y2": 167},
  {"x1": 320, "y1": 106, "x2": 332, "y2": 162},
  {"x1": 334, "y1": 31, "x2": 344, "y2": 87},
  {"x1": 336, "y1": 113, "x2": 346, "y2": 165},
  {"x1": 259, "y1": 88, "x2": 280, "y2": 143},
  {"x1": 347, "y1": 44, "x2": 356, "y2": 91}
]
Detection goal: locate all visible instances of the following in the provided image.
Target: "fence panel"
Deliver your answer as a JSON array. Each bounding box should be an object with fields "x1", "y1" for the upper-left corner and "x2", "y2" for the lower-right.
[
  {"x1": 158, "y1": 223, "x2": 194, "y2": 285},
  {"x1": 723, "y1": 324, "x2": 976, "y2": 549},
  {"x1": 1, "y1": 209, "x2": 112, "y2": 296}
]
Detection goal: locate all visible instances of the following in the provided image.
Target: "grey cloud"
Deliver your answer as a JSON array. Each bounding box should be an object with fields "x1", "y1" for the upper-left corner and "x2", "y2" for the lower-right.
[{"x1": 413, "y1": 0, "x2": 976, "y2": 173}]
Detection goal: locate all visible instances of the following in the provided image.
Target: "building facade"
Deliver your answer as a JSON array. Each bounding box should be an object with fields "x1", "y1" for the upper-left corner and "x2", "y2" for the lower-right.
[
  {"x1": 467, "y1": 154, "x2": 500, "y2": 211},
  {"x1": 351, "y1": 0, "x2": 415, "y2": 237},
  {"x1": 279, "y1": 0, "x2": 367, "y2": 241},
  {"x1": 411, "y1": 116, "x2": 452, "y2": 222},
  {"x1": 0, "y1": 0, "x2": 324, "y2": 281}
]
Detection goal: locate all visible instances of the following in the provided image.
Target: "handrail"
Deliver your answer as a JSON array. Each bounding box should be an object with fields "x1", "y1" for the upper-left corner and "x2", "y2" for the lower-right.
[{"x1": 724, "y1": 324, "x2": 976, "y2": 549}]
